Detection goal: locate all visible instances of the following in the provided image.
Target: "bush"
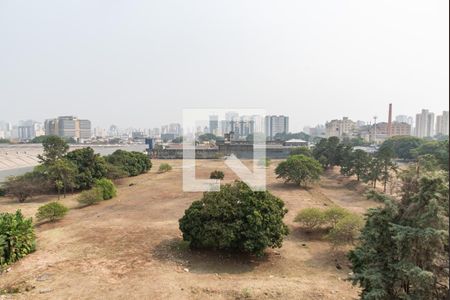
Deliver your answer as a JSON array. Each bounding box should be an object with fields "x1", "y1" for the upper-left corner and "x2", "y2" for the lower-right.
[
  {"x1": 94, "y1": 178, "x2": 117, "y2": 200},
  {"x1": 0, "y1": 187, "x2": 5, "y2": 197},
  {"x1": 0, "y1": 210, "x2": 35, "y2": 265},
  {"x1": 209, "y1": 170, "x2": 225, "y2": 180},
  {"x1": 294, "y1": 208, "x2": 326, "y2": 231},
  {"x1": 36, "y1": 202, "x2": 69, "y2": 222},
  {"x1": 179, "y1": 181, "x2": 289, "y2": 255},
  {"x1": 158, "y1": 163, "x2": 172, "y2": 173},
  {"x1": 105, "y1": 150, "x2": 152, "y2": 176},
  {"x1": 323, "y1": 206, "x2": 350, "y2": 228},
  {"x1": 77, "y1": 188, "x2": 103, "y2": 206},
  {"x1": 326, "y1": 214, "x2": 364, "y2": 247}
]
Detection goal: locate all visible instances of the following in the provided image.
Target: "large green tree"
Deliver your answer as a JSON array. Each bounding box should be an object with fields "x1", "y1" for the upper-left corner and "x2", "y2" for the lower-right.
[
  {"x1": 312, "y1": 137, "x2": 344, "y2": 168},
  {"x1": 412, "y1": 139, "x2": 449, "y2": 171},
  {"x1": 65, "y1": 147, "x2": 108, "y2": 189},
  {"x1": 275, "y1": 154, "x2": 323, "y2": 187},
  {"x1": 289, "y1": 146, "x2": 312, "y2": 157},
  {"x1": 376, "y1": 145, "x2": 398, "y2": 193},
  {"x1": 340, "y1": 149, "x2": 370, "y2": 181},
  {"x1": 381, "y1": 136, "x2": 424, "y2": 160},
  {"x1": 349, "y1": 175, "x2": 449, "y2": 299},
  {"x1": 105, "y1": 150, "x2": 152, "y2": 177},
  {"x1": 179, "y1": 181, "x2": 289, "y2": 255},
  {"x1": 37, "y1": 136, "x2": 69, "y2": 164},
  {"x1": 46, "y1": 159, "x2": 77, "y2": 198}
]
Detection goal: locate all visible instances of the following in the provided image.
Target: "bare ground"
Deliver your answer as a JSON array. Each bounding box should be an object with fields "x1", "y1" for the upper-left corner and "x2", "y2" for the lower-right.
[{"x1": 0, "y1": 160, "x2": 379, "y2": 300}]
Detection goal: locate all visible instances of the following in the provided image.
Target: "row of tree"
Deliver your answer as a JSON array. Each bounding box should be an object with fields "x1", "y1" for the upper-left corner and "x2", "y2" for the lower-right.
[
  {"x1": 2, "y1": 136, "x2": 152, "y2": 202},
  {"x1": 309, "y1": 136, "x2": 449, "y2": 193}
]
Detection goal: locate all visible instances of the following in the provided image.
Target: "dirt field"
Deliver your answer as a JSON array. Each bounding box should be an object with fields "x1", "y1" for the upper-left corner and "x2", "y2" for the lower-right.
[{"x1": 0, "y1": 160, "x2": 379, "y2": 300}]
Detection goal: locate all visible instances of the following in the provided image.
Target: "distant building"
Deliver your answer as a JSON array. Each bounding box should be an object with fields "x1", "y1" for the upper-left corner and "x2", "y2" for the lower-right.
[
  {"x1": 16, "y1": 120, "x2": 44, "y2": 141},
  {"x1": 307, "y1": 124, "x2": 326, "y2": 137},
  {"x1": 44, "y1": 116, "x2": 92, "y2": 141},
  {"x1": 325, "y1": 117, "x2": 355, "y2": 138},
  {"x1": 415, "y1": 109, "x2": 435, "y2": 138},
  {"x1": 375, "y1": 122, "x2": 411, "y2": 137},
  {"x1": 435, "y1": 111, "x2": 449, "y2": 136},
  {"x1": 209, "y1": 115, "x2": 219, "y2": 135},
  {"x1": 395, "y1": 115, "x2": 414, "y2": 126},
  {"x1": 265, "y1": 115, "x2": 289, "y2": 141},
  {"x1": 283, "y1": 139, "x2": 308, "y2": 147}
]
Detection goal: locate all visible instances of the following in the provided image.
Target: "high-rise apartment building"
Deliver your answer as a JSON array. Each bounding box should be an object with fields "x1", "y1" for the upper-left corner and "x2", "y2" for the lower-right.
[
  {"x1": 415, "y1": 109, "x2": 435, "y2": 138},
  {"x1": 435, "y1": 111, "x2": 449, "y2": 136},
  {"x1": 265, "y1": 115, "x2": 289, "y2": 140},
  {"x1": 209, "y1": 115, "x2": 219, "y2": 135},
  {"x1": 44, "y1": 116, "x2": 92, "y2": 140}
]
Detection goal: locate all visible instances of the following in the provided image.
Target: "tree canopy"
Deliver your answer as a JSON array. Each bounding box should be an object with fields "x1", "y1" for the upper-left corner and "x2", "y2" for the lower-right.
[
  {"x1": 349, "y1": 174, "x2": 449, "y2": 299},
  {"x1": 275, "y1": 154, "x2": 323, "y2": 187},
  {"x1": 179, "y1": 181, "x2": 289, "y2": 255},
  {"x1": 65, "y1": 147, "x2": 108, "y2": 189},
  {"x1": 105, "y1": 150, "x2": 152, "y2": 177},
  {"x1": 37, "y1": 136, "x2": 69, "y2": 164},
  {"x1": 380, "y1": 136, "x2": 424, "y2": 160}
]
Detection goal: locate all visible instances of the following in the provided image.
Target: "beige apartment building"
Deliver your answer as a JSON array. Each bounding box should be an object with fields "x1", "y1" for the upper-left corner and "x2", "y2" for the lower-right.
[
  {"x1": 325, "y1": 117, "x2": 356, "y2": 138},
  {"x1": 44, "y1": 116, "x2": 91, "y2": 140}
]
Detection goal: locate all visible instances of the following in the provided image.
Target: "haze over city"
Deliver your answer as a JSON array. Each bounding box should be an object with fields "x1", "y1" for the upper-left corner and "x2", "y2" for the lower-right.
[{"x1": 1, "y1": 0, "x2": 448, "y2": 130}]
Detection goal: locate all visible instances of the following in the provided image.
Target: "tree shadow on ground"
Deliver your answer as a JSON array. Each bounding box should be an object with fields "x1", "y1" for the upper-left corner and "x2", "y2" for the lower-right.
[
  {"x1": 267, "y1": 181, "x2": 313, "y2": 192},
  {"x1": 288, "y1": 226, "x2": 329, "y2": 242},
  {"x1": 151, "y1": 237, "x2": 273, "y2": 275}
]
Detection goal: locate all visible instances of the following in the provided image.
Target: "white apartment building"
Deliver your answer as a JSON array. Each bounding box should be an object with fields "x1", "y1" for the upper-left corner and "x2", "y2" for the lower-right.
[
  {"x1": 435, "y1": 111, "x2": 449, "y2": 136},
  {"x1": 415, "y1": 109, "x2": 435, "y2": 138},
  {"x1": 265, "y1": 115, "x2": 289, "y2": 140}
]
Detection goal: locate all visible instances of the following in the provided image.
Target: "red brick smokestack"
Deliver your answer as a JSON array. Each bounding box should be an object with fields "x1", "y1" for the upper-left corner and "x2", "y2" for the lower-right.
[{"x1": 387, "y1": 103, "x2": 393, "y2": 137}]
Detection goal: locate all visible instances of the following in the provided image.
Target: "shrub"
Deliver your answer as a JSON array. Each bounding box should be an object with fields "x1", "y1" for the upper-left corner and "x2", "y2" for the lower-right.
[
  {"x1": 0, "y1": 187, "x2": 5, "y2": 197},
  {"x1": 326, "y1": 214, "x2": 364, "y2": 247},
  {"x1": 323, "y1": 206, "x2": 350, "y2": 228},
  {"x1": 36, "y1": 202, "x2": 69, "y2": 222},
  {"x1": 275, "y1": 155, "x2": 323, "y2": 187},
  {"x1": 77, "y1": 188, "x2": 103, "y2": 206},
  {"x1": 294, "y1": 208, "x2": 326, "y2": 231},
  {"x1": 209, "y1": 170, "x2": 225, "y2": 180},
  {"x1": 179, "y1": 181, "x2": 289, "y2": 255},
  {"x1": 94, "y1": 178, "x2": 117, "y2": 200},
  {"x1": 0, "y1": 210, "x2": 35, "y2": 265},
  {"x1": 158, "y1": 163, "x2": 172, "y2": 173}
]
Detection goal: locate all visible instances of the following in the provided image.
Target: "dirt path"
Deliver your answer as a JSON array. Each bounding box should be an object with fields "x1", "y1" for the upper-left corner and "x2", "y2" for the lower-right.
[{"x1": 0, "y1": 160, "x2": 377, "y2": 299}]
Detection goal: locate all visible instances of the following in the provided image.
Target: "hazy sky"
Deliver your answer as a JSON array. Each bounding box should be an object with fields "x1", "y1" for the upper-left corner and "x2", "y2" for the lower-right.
[{"x1": 0, "y1": 0, "x2": 448, "y2": 131}]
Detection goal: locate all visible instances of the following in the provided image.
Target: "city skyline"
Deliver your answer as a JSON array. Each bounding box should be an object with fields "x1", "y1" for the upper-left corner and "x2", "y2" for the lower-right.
[{"x1": 1, "y1": 1, "x2": 448, "y2": 131}]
